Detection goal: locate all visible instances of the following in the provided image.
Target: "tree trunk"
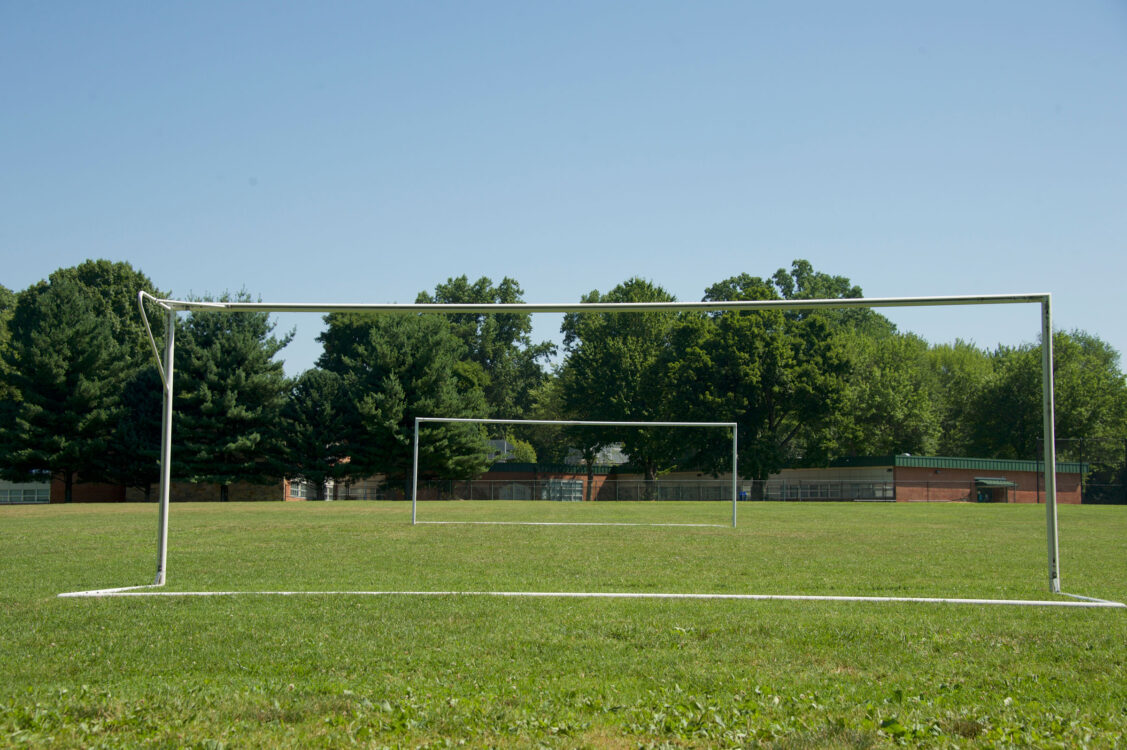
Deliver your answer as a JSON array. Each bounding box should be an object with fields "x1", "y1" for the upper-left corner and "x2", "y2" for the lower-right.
[
  {"x1": 220, "y1": 483, "x2": 229, "y2": 502},
  {"x1": 644, "y1": 463, "x2": 657, "y2": 501},
  {"x1": 749, "y1": 479, "x2": 766, "y2": 501}
]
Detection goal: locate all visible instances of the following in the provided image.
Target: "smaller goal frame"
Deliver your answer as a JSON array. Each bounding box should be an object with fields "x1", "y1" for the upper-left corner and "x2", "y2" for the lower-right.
[{"x1": 412, "y1": 417, "x2": 740, "y2": 526}]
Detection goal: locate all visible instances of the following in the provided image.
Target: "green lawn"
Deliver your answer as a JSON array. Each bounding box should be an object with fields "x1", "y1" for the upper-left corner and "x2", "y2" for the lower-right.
[{"x1": 2, "y1": 501, "x2": 1125, "y2": 748}]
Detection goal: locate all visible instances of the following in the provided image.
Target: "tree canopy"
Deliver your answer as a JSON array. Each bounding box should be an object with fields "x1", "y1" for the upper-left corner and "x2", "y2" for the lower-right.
[
  {"x1": 560, "y1": 278, "x2": 682, "y2": 486},
  {"x1": 280, "y1": 368, "x2": 349, "y2": 499},
  {"x1": 686, "y1": 273, "x2": 851, "y2": 481},
  {"x1": 417, "y1": 276, "x2": 552, "y2": 422},
  {"x1": 0, "y1": 284, "x2": 18, "y2": 404},
  {"x1": 318, "y1": 311, "x2": 490, "y2": 483},
  {"x1": 0, "y1": 278, "x2": 126, "y2": 499},
  {"x1": 3, "y1": 258, "x2": 1126, "y2": 504},
  {"x1": 173, "y1": 293, "x2": 292, "y2": 501}
]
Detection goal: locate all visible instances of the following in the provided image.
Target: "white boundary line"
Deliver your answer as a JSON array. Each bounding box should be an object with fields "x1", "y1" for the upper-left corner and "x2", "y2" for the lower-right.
[
  {"x1": 415, "y1": 521, "x2": 730, "y2": 528},
  {"x1": 57, "y1": 587, "x2": 1127, "y2": 608},
  {"x1": 1061, "y1": 592, "x2": 1121, "y2": 604}
]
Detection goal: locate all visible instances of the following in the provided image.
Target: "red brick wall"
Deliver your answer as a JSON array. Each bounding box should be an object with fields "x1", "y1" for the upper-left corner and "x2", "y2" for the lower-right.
[
  {"x1": 477, "y1": 469, "x2": 614, "y2": 500},
  {"x1": 50, "y1": 477, "x2": 126, "y2": 503},
  {"x1": 894, "y1": 466, "x2": 1081, "y2": 504},
  {"x1": 122, "y1": 481, "x2": 286, "y2": 502}
]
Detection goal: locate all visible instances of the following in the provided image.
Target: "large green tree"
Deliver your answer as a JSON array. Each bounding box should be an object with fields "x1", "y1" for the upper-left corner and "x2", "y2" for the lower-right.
[
  {"x1": 505, "y1": 373, "x2": 572, "y2": 466},
  {"x1": 673, "y1": 273, "x2": 851, "y2": 485},
  {"x1": 106, "y1": 366, "x2": 163, "y2": 499},
  {"x1": 416, "y1": 276, "x2": 552, "y2": 422},
  {"x1": 771, "y1": 258, "x2": 897, "y2": 337},
  {"x1": 0, "y1": 284, "x2": 17, "y2": 405},
  {"x1": 317, "y1": 312, "x2": 490, "y2": 483},
  {"x1": 280, "y1": 368, "x2": 349, "y2": 499},
  {"x1": 50, "y1": 259, "x2": 166, "y2": 372},
  {"x1": 0, "y1": 279, "x2": 126, "y2": 499},
  {"x1": 173, "y1": 295, "x2": 291, "y2": 501},
  {"x1": 560, "y1": 278, "x2": 683, "y2": 492},
  {"x1": 967, "y1": 331, "x2": 1127, "y2": 470},
  {"x1": 925, "y1": 340, "x2": 994, "y2": 457},
  {"x1": 0, "y1": 283, "x2": 14, "y2": 350},
  {"x1": 832, "y1": 331, "x2": 941, "y2": 457}
]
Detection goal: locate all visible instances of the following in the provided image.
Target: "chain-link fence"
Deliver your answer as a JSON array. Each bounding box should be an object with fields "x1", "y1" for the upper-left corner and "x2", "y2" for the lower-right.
[
  {"x1": 325, "y1": 478, "x2": 898, "y2": 502},
  {"x1": 313, "y1": 476, "x2": 1126, "y2": 503}
]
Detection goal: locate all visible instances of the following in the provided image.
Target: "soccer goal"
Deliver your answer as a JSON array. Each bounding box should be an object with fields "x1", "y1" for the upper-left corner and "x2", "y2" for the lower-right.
[
  {"x1": 410, "y1": 416, "x2": 739, "y2": 527},
  {"x1": 57, "y1": 289, "x2": 1097, "y2": 606}
]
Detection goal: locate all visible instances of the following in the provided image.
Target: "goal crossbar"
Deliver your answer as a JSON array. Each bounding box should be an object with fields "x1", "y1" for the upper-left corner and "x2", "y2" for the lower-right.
[
  {"x1": 133, "y1": 290, "x2": 1064, "y2": 596},
  {"x1": 141, "y1": 292, "x2": 1049, "y2": 316},
  {"x1": 411, "y1": 417, "x2": 739, "y2": 526}
]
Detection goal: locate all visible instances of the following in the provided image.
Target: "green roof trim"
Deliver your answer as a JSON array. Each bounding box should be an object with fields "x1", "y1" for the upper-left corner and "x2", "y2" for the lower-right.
[
  {"x1": 974, "y1": 477, "x2": 1017, "y2": 487},
  {"x1": 829, "y1": 455, "x2": 1088, "y2": 474}
]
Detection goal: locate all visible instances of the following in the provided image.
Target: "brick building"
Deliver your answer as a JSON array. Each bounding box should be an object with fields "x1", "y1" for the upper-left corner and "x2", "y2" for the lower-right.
[
  {"x1": 6, "y1": 454, "x2": 1085, "y2": 504},
  {"x1": 765, "y1": 455, "x2": 1086, "y2": 504}
]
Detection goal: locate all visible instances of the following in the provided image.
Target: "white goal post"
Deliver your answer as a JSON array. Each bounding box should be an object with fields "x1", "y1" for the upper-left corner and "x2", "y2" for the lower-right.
[
  {"x1": 411, "y1": 416, "x2": 739, "y2": 526},
  {"x1": 134, "y1": 291, "x2": 1063, "y2": 594}
]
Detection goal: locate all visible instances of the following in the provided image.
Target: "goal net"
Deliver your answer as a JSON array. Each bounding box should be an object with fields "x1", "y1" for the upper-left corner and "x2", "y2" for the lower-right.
[{"x1": 410, "y1": 417, "x2": 739, "y2": 527}]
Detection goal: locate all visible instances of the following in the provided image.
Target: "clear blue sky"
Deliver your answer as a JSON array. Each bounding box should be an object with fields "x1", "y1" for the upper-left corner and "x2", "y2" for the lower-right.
[{"x1": 3, "y1": 2, "x2": 1125, "y2": 377}]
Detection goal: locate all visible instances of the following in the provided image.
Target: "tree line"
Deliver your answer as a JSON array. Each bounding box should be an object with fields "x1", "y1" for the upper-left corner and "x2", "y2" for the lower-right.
[{"x1": 2, "y1": 259, "x2": 1125, "y2": 502}]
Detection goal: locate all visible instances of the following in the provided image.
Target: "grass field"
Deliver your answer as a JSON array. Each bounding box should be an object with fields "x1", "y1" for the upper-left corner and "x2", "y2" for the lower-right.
[{"x1": 2, "y1": 500, "x2": 1126, "y2": 748}]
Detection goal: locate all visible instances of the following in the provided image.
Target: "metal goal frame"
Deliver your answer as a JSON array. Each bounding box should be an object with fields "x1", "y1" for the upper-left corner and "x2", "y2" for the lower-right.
[{"x1": 129, "y1": 291, "x2": 1065, "y2": 594}]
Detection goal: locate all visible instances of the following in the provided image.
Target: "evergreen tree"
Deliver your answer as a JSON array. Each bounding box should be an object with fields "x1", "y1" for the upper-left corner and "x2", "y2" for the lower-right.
[
  {"x1": 55, "y1": 261, "x2": 164, "y2": 487},
  {"x1": 280, "y1": 368, "x2": 349, "y2": 499},
  {"x1": 174, "y1": 294, "x2": 291, "y2": 501},
  {"x1": 107, "y1": 366, "x2": 163, "y2": 499},
  {"x1": 0, "y1": 279, "x2": 125, "y2": 500},
  {"x1": 0, "y1": 284, "x2": 17, "y2": 406},
  {"x1": 318, "y1": 312, "x2": 490, "y2": 482},
  {"x1": 48, "y1": 259, "x2": 164, "y2": 372},
  {"x1": 0, "y1": 283, "x2": 14, "y2": 354}
]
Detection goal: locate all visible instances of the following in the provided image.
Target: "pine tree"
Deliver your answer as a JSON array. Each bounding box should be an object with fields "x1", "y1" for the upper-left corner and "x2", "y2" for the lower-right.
[
  {"x1": 318, "y1": 312, "x2": 490, "y2": 483},
  {"x1": 174, "y1": 295, "x2": 291, "y2": 501},
  {"x1": 0, "y1": 279, "x2": 125, "y2": 500},
  {"x1": 107, "y1": 366, "x2": 163, "y2": 499},
  {"x1": 280, "y1": 368, "x2": 348, "y2": 499}
]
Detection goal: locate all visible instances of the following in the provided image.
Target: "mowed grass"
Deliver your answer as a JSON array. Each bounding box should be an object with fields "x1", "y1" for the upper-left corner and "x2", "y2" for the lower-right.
[{"x1": 2, "y1": 501, "x2": 1125, "y2": 748}]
